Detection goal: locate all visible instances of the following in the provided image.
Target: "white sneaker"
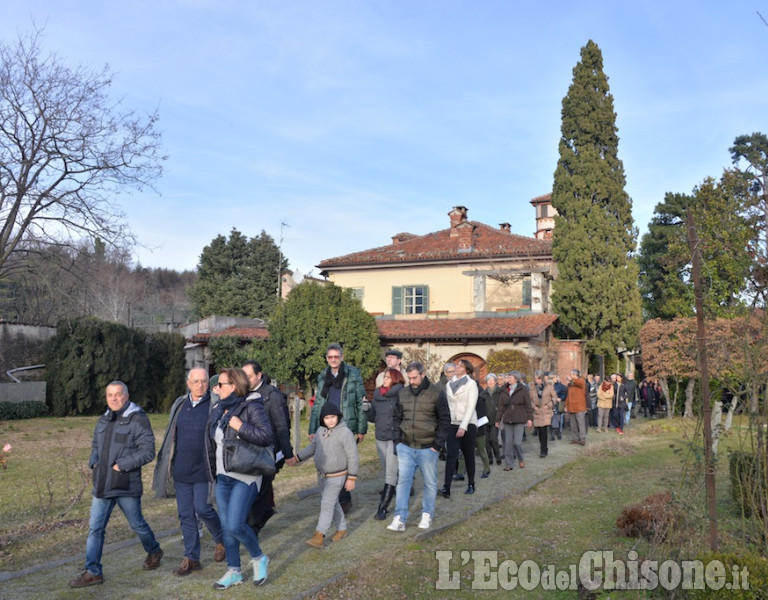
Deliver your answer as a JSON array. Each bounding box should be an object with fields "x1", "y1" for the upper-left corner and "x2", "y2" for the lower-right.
[
  {"x1": 418, "y1": 512, "x2": 432, "y2": 529},
  {"x1": 387, "y1": 515, "x2": 406, "y2": 531}
]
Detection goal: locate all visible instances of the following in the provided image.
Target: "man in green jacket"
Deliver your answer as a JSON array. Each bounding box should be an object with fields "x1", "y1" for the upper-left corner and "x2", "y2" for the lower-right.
[{"x1": 309, "y1": 343, "x2": 368, "y2": 512}]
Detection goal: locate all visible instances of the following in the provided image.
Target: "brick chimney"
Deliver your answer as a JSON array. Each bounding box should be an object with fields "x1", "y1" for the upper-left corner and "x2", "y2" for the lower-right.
[
  {"x1": 392, "y1": 232, "x2": 415, "y2": 245},
  {"x1": 499, "y1": 223, "x2": 511, "y2": 232},
  {"x1": 455, "y1": 220, "x2": 475, "y2": 251},
  {"x1": 449, "y1": 206, "x2": 468, "y2": 237}
]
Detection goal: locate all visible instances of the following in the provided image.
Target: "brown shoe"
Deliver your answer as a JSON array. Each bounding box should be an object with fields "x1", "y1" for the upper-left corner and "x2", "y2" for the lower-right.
[
  {"x1": 518, "y1": 461, "x2": 525, "y2": 469},
  {"x1": 142, "y1": 548, "x2": 163, "y2": 570},
  {"x1": 214, "y1": 542, "x2": 226, "y2": 563},
  {"x1": 305, "y1": 531, "x2": 325, "y2": 549},
  {"x1": 331, "y1": 529, "x2": 347, "y2": 542},
  {"x1": 173, "y1": 558, "x2": 201, "y2": 576},
  {"x1": 68, "y1": 570, "x2": 104, "y2": 588}
]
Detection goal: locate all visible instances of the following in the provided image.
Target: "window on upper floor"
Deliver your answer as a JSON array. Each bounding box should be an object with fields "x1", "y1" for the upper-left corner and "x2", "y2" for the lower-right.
[
  {"x1": 536, "y1": 203, "x2": 555, "y2": 219},
  {"x1": 392, "y1": 285, "x2": 429, "y2": 314},
  {"x1": 522, "y1": 278, "x2": 532, "y2": 306}
]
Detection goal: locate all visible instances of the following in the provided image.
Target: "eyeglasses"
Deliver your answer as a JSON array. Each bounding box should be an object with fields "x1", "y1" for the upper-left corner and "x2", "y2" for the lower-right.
[
  {"x1": 326, "y1": 354, "x2": 342, "y2": 360},
  {"x1": 217, "y1": 380, "x2": 233, "y2": 388}
]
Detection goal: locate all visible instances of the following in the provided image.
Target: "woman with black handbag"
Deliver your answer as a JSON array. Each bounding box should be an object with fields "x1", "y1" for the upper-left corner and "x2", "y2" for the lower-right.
[{"x1": 206, "y1": 367, "x2": 274, "y2": 590}]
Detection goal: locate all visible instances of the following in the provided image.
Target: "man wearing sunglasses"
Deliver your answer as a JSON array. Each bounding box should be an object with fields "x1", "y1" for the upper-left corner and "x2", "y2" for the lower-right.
[{"x1": 309, "y1": 343, "x2": 368, "y2": 513}]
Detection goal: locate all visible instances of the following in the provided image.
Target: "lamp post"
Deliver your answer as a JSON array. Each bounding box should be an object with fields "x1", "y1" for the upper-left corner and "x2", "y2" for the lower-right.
[{"x1": 277, "y1": 222, "x2": 289, "y2": 298}]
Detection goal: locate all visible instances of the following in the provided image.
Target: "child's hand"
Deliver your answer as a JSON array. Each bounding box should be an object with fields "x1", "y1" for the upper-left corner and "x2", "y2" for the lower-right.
[{"x1": 344, "y1": 479, "x2": 356, "y2": 492}]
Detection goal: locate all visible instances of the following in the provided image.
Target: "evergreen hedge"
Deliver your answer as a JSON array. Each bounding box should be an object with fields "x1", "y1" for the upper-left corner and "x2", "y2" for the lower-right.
[
  {"x1": 45, "y1": 317, "x2": 186, "y2": 415},
  {"x1": 0, "y1": 401, "x2": 49, "y2": 420}
]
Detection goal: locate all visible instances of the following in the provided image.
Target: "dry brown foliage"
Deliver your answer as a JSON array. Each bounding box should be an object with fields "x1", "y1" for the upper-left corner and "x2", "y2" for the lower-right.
[
  {"x1": 639, "y1": 314, "x2": 767, "y2": 380},
  {"x1": 616, "y1": 490, "x2": 674, "y2": 541}
]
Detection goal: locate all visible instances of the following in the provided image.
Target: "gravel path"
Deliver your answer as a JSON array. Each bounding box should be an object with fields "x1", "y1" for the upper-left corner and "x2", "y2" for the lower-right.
[{"x1": 0, "y1": 434, "x2": 588, "y2": 600}]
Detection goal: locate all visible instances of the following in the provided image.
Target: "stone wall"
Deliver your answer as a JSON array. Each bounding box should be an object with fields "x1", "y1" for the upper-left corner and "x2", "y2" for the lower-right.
[{"x1": 0, "y1": 382, "x2": 46, "y2": 403}]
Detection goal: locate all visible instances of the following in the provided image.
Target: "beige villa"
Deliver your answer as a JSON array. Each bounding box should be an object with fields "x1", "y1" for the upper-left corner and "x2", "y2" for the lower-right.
[{"x1": 316, "y1": 198, "x2": 566, "y2": 380}]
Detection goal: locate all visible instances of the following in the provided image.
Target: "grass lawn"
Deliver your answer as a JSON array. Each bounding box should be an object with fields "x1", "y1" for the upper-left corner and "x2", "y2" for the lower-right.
[
  {"x1": 0, "y1": 412, "x2": 380, "y2": 574},
  {"x1": 306, "y1": 417, "x2": 767, "y2": 599},
  {"x1": 1, "y1": 414, "x2": 766, "y2": 598}
]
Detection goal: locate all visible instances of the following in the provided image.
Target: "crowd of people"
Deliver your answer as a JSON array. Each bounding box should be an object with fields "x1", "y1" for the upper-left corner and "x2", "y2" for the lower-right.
[{"x1": 67, "y1": 345, "x2": 666, "y2": 590}]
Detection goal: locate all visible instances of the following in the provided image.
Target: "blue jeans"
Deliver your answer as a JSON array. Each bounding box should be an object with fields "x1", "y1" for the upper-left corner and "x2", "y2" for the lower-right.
[
  {"x1": 85, "y1": 495, "x2": 160, "y2": 577},
  {"x1": 175, "y1": 480, "x2": 223, "y2": 560},
  {"x1": 215, "y1": 475, "x2": 263, "y2": 568},
  {"x1": 394, "y1": 444, "x2": 439, "y2": 522}
]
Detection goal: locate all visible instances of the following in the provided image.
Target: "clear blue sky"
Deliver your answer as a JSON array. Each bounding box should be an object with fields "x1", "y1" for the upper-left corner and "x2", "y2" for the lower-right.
[{"x1": 3, "y1": 1, "x2": 767, "y2": 278}]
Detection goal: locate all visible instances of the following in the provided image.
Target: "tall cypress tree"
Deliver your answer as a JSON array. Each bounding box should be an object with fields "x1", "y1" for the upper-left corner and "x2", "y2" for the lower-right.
[{"x1": 551, "y1": 40, "x2": 642, "y2": 355}]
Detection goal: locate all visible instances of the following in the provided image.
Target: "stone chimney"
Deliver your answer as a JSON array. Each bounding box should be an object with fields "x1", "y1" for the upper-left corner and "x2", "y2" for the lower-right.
[
  {"x1": 449, "y1": 206, "x2": 468, "y2": 237},
  {"x1": 499, "y1": 223, "x2": 511, "y2": 232}
]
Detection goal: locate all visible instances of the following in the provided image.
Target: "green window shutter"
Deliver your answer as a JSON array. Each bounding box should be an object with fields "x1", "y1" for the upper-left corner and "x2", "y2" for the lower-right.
[
  {"x1": 392, "y1": 286, "x2": 403, "y2": 314},
  {"x1": 422, "y1": 285, "x2": 429, "y2": 313}
]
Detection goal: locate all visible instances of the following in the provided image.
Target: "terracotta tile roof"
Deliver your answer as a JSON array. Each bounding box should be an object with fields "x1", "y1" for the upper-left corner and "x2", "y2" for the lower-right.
[
  {"x1": 530, "y1": 193, "x2": 552, "y2": 204},
  {"x1": 376, "y1": 313, "x2": 558, "y2": 342},
  {"x1": 190, "y1": 326, "x2": 269, "y2": 343},
  {"x1": 317, "y1": 221, "x2": 552, "y2": 269}
]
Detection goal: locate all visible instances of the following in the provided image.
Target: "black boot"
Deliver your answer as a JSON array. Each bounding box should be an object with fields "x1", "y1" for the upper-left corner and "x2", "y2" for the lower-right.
[{"x1": 375, "y1": 484, "x2": 395, "y2": 520}]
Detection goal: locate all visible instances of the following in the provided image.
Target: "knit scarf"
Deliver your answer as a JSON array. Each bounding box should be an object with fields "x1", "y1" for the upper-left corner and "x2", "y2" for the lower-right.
[
  {"x1": 449, "y1": 374, "x2": 469, "y2": 395},
  {"x1": 321, "y1": 363, "x2": 346, "y2": 398},
  {"x1": 209, "y1": 393, "x2": 246, "y2": 438},
  {"x1": 374, "y1": 382, "x2": 404, "y2": 402}
]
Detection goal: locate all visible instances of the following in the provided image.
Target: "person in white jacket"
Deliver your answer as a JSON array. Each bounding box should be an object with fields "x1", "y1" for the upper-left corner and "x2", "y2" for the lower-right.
[{"x1": 438, "y1": 359, "x2": 479, "y2": 497}]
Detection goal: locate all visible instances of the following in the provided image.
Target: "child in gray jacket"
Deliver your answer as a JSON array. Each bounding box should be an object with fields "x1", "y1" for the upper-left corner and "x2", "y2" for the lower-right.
[{"x1": 287, "y1": 403, "x2": 359, "y2": 548}]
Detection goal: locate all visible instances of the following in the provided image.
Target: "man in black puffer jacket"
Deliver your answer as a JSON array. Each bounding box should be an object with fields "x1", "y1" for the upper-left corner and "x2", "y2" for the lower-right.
[{"x1": 69, "y1": 381, "x2": 163, "y2": 588}]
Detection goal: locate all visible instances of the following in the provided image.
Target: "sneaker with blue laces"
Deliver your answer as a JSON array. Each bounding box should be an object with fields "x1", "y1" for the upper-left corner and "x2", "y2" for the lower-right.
[
  {"x1": 213, "y1": 568, "x2": 243, "y2": 590},
  {"x1": 252, "y1": 554, "x2": 269, "y2": 586}
]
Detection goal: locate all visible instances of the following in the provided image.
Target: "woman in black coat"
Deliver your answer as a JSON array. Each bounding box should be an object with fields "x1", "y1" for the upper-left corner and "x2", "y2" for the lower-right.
[
  {"x1": 206, "y1": 368, "x2": 273, "y2": 589},
  {"x1": 368, "y1": 368, "x2": 405, "y2": 520}
]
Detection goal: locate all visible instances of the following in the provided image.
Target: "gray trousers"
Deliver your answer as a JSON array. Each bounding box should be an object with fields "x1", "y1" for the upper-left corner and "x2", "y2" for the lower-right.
[
  {"x1": 569, "y1": 411, "x2": 587, "y2": 443},
  {"x1": 598, "y1": 407, "x2": 611, "y2": 429},
  {"x1": 316, "y1": 474, "x2": 347, "y2": 536},
  {"x1": 503, "y1": 423, "x2": 526, "y2": 468},
  {"x1": 375, "y1": 439, "x2": 399, "y2": 486}
]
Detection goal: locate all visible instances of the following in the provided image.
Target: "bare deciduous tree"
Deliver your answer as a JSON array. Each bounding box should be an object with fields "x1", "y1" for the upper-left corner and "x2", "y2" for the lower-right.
[{"x1": 0, "y1": 28, "x2": 164, "y2": 279}]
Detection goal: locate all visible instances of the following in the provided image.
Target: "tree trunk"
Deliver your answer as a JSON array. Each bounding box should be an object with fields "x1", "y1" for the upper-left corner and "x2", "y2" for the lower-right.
[
  {"x1": 712, "y1": 400, "x2": 723, "y2": 455},
  {"x1": 683, "y1": 378, "x2": 696, "y2": 419},
  {"x1": 723, "y1": 397, "x2": 738, "y2": 432},
  {"x1": 659, "y1": 377, "x2": 672, "y2": 418}
]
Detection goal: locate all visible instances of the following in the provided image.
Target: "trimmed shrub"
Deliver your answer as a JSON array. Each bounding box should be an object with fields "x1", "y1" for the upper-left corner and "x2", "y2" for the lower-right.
[
  {"x1": 486, "y1": 349, "x2": 532, "y2": 379},
  {"x1": 729, "y1": 451, "x2": 767, "y2": 518},
  {"x1": 0, "y1": 401, "x2": 49, "y2": 420},
  {"x1": 145, "y1": 332, "x2": 186, "y2": 413},
  {"x1": 45, "y1": 317, "x2": 148, "y2": 415},
  {"x1": 44, "y1": 318, "x2": 184, "y2": 415}
]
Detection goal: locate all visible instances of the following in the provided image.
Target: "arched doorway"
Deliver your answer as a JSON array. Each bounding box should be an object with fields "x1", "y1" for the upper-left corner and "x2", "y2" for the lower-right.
[{"x1": 449, "y1": 352, "x2": 487, "y2": 387}]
